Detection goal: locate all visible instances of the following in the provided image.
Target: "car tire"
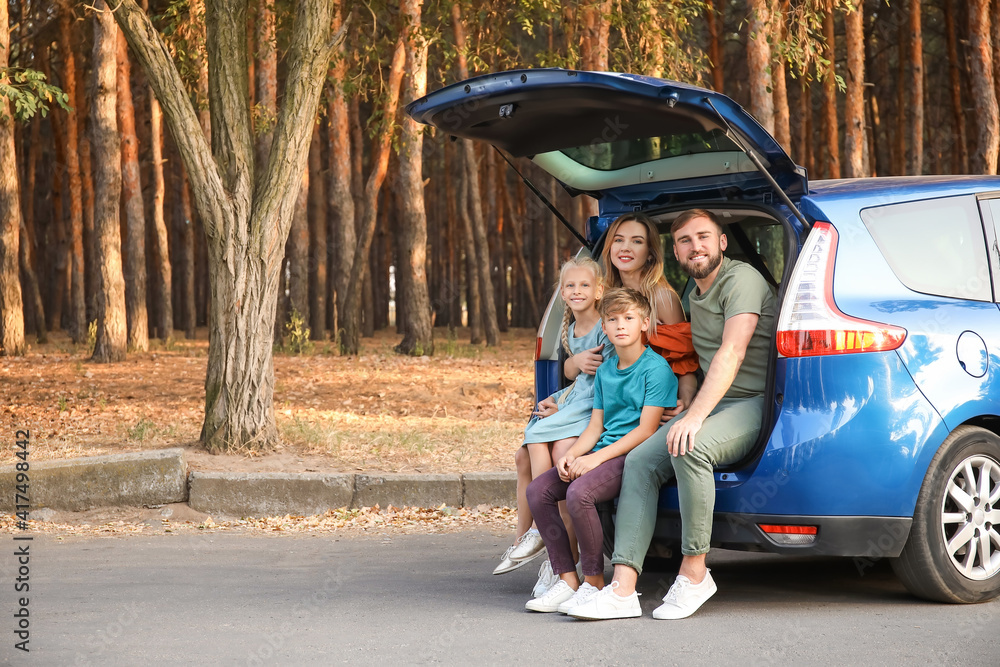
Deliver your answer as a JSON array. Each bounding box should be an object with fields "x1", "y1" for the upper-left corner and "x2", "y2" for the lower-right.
[{"x1": 891, "y1": 425, "x2": 1000, "y2": 603}]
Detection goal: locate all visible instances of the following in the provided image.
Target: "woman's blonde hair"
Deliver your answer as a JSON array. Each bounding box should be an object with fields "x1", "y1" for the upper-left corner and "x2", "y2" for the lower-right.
[
  {"x1": 599, "y1": 212, "x2": 676, "y2": 325},
  {"x1": 557, "y1": 256, "x2": 603, "y2": 355}
]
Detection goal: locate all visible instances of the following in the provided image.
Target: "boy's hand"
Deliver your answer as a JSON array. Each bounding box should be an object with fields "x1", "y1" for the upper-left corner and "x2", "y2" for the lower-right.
[
  {"x1": 573, "y1": 344, "x2": 605, "y2": 375},
  {"x1": 666, "y1": 413, "x2": 703, "y2": 456},
  {"x1": 533, "y1": 396, "x2": 558, "y2": 418},
  {"x1": 557, "y1": 455, "x2": 574, "y2": 482},
  {"x1": 568, "y1": 454, "x2": 600, "y2": 480}
]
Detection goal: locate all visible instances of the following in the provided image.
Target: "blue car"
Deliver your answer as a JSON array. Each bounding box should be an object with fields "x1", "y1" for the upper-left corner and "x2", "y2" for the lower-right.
[{"x1": 407, "y1": 69, "x2": 1000, "y2": 603}]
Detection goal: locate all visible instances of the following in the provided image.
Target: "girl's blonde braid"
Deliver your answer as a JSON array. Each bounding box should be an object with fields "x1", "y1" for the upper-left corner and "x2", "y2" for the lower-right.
[{"x1": 560, "y1": 306, "x2": 574, "y2": 356}]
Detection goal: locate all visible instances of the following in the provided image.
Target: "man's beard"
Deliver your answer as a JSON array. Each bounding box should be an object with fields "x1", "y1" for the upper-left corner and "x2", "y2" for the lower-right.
[{"x1": 681, "y1": 249, "x2": 723, "y2": 279}]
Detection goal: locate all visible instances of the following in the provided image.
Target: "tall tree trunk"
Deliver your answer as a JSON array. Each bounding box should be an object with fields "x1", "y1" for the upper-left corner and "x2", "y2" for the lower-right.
[
  {"x1": 90, "y1": 0, "x2": 127, "y2": 363},
  {"x1": 945, "y1": 0, "x2": 969, "y2": 174},
  {"x1": 747, "y1": 0, "x2": 774, "y2": 133},
  {"x1": 969, "y1": 0, "x2": 999, "y2": 174},
  {"x1": 800, "y1": 83, "x2": 813, "y2": 176},
  {"x1": 500, "y1": 168, "x2": 539, "y2": 324},
  {"x1": 772, "y1": 0, "x2": 791, "y2": 151},
  {"x1": 894, "y1": 20, "x2": 906, "y2": 176},
  {"x1": 328, "y1": 1, "x2": 354, "y2": 340},
  {"x1": 907, "y1": 0, "x2": 924, "y2": 174},
  {"x1": 342, "y1": 40, "x2": 406, "y2": 354},
  {"x1": 844, "y1": 4, "x2": 866, "y2": 177},
  {"x1": 19, "y1": 117, "x2": 46, "y2": 342},
  {"x1": 287, "y1": 163, "x2": 309, "y2": 324},
  {"x1": 149, "y1": 81, "x2": 172, "y2": 339},
  {"x1": 57, "y1": 3, "x2": 87, "y2": 344},
  {"x1": 706, "y1": 0, "x2": 724, "y2": 91},
  {"x1": 822, "y1": 3, "x2": 840, "y2": 179},
  {"x1": 457, "y1": 154, "x2": 482, "y2": 342},
  {"x1": 993, "y1": 0, "x2": 1000, "y2": 129},
  {"x1": 443, "y1": 138, "x2": 462, "y2": 330},
  {"x1": 0, "y1": 0, "x2": 25, "y2": 355},
  {"x1": 396, "y1": 0, "x2": 434, "y2": 356},
  {"x1": 308, "y1": 120, "x2": 327, "y2": 340},
  {"x1": 117, "y1": 29, "x2": 149, "y2": 351},
  {"x1": 115, "y1": 0, "x2": 341, "y2": 450},
  {"x1": 44, "y1": 86, "x2": 69, "y2": 334},
  {"x1": 254, "y1": 0, "x2": 277, "y2": 170},
  {"x1": 452, "y1": 4, "x2": 499, "y2": 346}
]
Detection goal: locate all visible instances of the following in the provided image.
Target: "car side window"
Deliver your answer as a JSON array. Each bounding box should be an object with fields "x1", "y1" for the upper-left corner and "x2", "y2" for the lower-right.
[
  {"x1": 976, "y1": 196, "x2": 1000, "y2": 302},
  {"x1": 861, "y1": 196, "x2": 993, "y2": 302}
]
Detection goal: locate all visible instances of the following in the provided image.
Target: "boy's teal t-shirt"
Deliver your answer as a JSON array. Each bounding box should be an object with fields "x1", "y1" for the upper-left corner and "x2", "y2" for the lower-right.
[{"x1": 592, "y1": 346, "x2": 677, "y2": 451}]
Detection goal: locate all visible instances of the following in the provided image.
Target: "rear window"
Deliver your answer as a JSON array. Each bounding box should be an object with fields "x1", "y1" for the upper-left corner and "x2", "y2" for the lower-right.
[
  {"x1": 861, "y1": 196, "x2": 992, "y2": 302},
  {"x1": 561, "y1": 128, "x2": 741, "y2": 171}
]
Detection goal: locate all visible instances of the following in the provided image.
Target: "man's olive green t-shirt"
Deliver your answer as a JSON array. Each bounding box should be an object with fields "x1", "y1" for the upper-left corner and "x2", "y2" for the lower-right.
[{"x1": 688, "y1": 256, "x2": 776, "y2": 399}]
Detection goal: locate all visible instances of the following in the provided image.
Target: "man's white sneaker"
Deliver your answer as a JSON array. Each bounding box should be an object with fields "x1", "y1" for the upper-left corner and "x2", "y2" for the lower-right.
[
  {"x1": 652, "y1": 570, "x2": 717, "y2": 620},
  {"x1": 509, "y1": 528, "x2": 546, "y2": 562},
  {"x1": 567, "y1": 581, "x2": 641, "y2": 620},
  {"x1": 556, "y1": 582, "x2": 600, "y2": 614},
  {"x1": 532, "y1": 559, "x2": 560, "y2": 597},
  {"x1": 525, "y1": 580, "x2": 575, "y2": 613}
]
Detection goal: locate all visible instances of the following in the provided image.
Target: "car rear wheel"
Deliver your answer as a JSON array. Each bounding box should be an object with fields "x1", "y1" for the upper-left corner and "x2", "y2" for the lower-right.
[{"x1": 891, "y1": 425, "x2": 1000, "y2": 603}]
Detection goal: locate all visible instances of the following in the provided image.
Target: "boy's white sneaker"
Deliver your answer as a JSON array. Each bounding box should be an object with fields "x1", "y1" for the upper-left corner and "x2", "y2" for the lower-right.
[
  {"x1": 509, "y1": 528, "x2": 546, "y2": 562},
  {"x1": 525, "y1": 580, "x2": 575, "y2": 613},
  {"x1": 567, "y1": 581, "x2": 641, "y2": 620},
  {"x1": 556, "y1": 582, "x2": 600, "y2": 614},
  {"x1": 532, "y1": 559, "x2": 560, "y2": 597},
  {"x1": 493, "y1": 544, "x2": 531, "y2": 575},
  {"x1": 652, "y1": 570, "x2": 717, "y2": 620}
]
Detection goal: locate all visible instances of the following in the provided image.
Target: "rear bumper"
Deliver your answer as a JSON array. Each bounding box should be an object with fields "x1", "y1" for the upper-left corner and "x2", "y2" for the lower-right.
[{"x1": 650, "y1": 512, "x2": 912, "y2": 559}]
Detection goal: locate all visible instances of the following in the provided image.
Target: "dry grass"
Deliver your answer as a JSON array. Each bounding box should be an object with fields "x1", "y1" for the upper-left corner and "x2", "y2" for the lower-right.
[{"x1": 0, "y1": 327, "x2": 536, "y2": 474}]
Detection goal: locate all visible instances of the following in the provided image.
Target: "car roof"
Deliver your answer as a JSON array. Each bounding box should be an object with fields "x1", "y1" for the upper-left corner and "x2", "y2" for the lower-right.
[
  {"x1": 800, "y1": 175, "x2": 1000, "y2": 224},
  {"x1": 807, "y1": 175, "x2": 1000, "y2": 203}
]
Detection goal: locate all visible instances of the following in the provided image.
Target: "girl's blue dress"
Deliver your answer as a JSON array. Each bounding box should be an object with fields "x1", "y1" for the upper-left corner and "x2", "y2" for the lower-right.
[{"x1": 521, "y1": 321, "x2": 615, "y2": 446}]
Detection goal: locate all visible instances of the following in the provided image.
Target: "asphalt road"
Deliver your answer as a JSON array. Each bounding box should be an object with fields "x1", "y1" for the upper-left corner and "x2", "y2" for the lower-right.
[{"x1": 1, "y1": 530, "x2": 997, "y2": 665}]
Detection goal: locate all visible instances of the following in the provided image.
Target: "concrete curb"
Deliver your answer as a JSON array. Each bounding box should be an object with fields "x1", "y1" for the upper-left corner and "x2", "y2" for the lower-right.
[
  {"x1": 192, "y1": 471, "x2": 517, "y2": 518},
  {"x1": 0, "y1": 449, "x2": 188, "y2": 512},
  {"x1": 189, "y1": 472, "x2": 354, "y2": 518},
  {"x1": 1, "y1": 448, "x2": 516, "y2": 518}
]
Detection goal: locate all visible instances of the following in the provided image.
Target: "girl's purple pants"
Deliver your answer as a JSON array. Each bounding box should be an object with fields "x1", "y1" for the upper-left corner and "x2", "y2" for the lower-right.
[{"x1": 526, "y1": 455, "x2": 626, "y2": 577}]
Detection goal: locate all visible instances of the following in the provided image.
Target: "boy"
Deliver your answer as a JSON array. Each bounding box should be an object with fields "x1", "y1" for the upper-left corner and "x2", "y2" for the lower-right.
[{"x1": 524, "y1": 288, "x2": 678, "y2": 614}]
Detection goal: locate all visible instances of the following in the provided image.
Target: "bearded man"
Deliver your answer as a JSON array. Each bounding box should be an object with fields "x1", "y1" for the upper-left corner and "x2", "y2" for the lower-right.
[{"x1": 570, "y1": 208, "x2": 777, "y2": 621}]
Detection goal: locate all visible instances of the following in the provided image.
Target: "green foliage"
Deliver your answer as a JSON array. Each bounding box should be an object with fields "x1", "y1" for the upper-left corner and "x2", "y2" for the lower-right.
[
  {"x1": 127, "y1": 417, "x2": 158, "y2": 442},
  {"x1": 87, "y1": 321, "x2": 97, "y2": 355},
  {"x1": 281, "y1": 309, "x2": 314, "y2": 355},
  {"x1": 0, "y1": 68, "x2": 71, "y2": 122},
  {"x1": 57, "y1": 396, "x2": 69, "y2": 412}
]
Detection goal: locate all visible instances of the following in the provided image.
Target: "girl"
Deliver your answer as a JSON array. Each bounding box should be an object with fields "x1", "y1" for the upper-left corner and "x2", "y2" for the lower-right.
[
  {"x1": 495, "y1": 257, "x2": 614, "y2": 593},
  {"x1": 601, "y1": 212, "x2": 699, "y2": 412}
]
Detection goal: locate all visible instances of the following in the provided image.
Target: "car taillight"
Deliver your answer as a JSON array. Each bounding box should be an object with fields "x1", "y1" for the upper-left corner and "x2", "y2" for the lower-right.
[
  {"x1": 759, "y1": 524, "x2": 818, "y2": 546},
  {"x1": 535, "y1": 336, "x2": 543, "y2": 361},
  {"x1": 776, "y1": 221, "x2": 906, "y2": 357}
]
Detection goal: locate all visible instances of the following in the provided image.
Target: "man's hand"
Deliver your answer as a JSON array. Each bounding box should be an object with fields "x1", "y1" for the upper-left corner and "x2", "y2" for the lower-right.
[
  {"x1": 568, "y1": 454, "x2": 600, "y2": 480},
  {"x1": 666, "y1": 413, "x2": 704, "y2": 456},
  {"x1": 533, "y1": 396, "x2": 558, "y2": 418},
  {"x1": 556, "y1": 455, "x2": 574, "y2": 482},
  {"x1": 573, "y1": 344, "x2": 605, "y2": 376}
]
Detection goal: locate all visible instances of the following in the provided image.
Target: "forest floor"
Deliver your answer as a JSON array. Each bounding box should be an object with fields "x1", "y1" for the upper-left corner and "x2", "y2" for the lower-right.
[{"x1": 0, "y1": 326, "x2": 537, "y2": 476}]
